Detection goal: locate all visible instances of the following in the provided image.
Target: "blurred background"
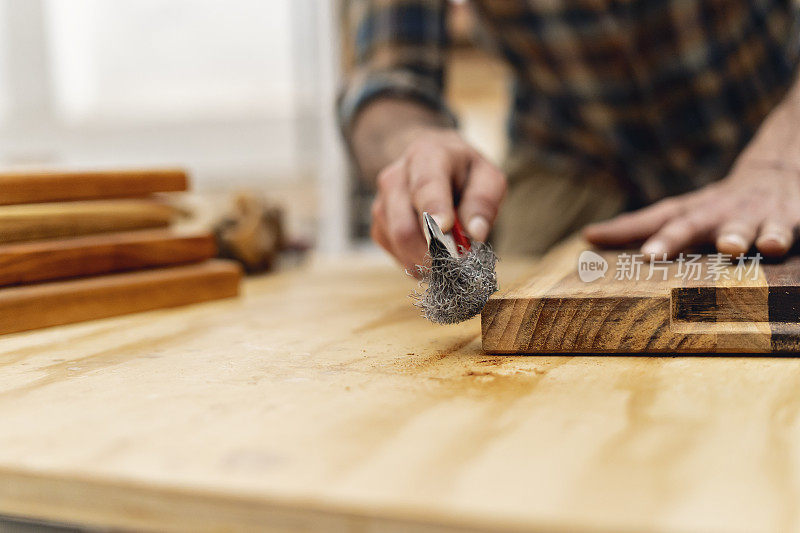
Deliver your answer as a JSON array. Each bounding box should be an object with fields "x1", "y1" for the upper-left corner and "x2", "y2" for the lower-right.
[{"x1": 0, "y1": 0, "x2": 508, "y2": 255}]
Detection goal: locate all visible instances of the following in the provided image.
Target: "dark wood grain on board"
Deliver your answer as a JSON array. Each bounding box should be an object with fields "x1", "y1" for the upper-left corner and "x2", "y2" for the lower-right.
[{"x1": 482, "y1": 243, "x2": 800, "y2": 354}]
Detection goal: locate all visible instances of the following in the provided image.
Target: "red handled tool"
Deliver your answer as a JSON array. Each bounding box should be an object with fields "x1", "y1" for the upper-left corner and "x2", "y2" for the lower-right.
[{"x1": 451, "y1": 217, "x2": 471, "y2": 253}]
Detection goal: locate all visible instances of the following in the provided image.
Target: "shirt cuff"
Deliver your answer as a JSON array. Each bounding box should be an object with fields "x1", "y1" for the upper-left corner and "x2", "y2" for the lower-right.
[{"x1": 337, "y1": 69, "x2": 458, "y2": 138}]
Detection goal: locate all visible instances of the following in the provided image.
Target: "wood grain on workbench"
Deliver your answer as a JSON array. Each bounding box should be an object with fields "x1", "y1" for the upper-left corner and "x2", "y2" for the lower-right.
[
  {"x1": 0, "y1": 230, "x2": 216, "y2": 286},
  {"x1": 0, "y1": 168, "x2": 187, "y2": 205},
  {"x1": 0, "y1": 251, "x2": 799, "y2": 533}
]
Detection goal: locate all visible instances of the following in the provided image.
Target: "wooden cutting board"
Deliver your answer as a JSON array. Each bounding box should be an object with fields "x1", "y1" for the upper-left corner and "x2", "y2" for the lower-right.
[{"x1": 482, "y1": 238, "x2": 800, "y2": 354}]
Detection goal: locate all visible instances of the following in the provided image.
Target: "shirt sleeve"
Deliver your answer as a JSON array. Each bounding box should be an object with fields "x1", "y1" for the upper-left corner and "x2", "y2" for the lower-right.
[{"x1": 337, "y1": 0, "x2": 458, "y2": 137}]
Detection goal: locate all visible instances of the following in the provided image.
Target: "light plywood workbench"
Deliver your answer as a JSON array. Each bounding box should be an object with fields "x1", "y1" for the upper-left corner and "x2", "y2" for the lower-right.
[{"x1": 1, "y1": 246, "x2": 800, "y2": 533}]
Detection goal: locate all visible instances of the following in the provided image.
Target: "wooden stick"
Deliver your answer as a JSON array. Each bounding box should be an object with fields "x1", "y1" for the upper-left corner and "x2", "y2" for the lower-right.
[
  {"x1": 0, "y1": 260, "x2": 241, "y2": 335},
  {"x1": 0, "y1": 168, "x2": 187, "y2": 205},
  {"x1": 0, "y1": 200, "x2": 178, "y2": 243},
  {"x1": 0, "y1": 230, "x2": 216, "y2": 286}
]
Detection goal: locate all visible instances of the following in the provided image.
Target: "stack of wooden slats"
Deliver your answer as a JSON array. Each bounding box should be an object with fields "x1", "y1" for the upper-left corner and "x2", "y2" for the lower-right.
[{"x1": 0, "y1": 168, "x2": 242, "y2": 335}]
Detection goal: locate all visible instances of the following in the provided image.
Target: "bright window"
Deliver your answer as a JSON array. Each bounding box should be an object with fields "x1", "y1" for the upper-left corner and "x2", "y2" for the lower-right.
[{"x1": 44, "y1": 0, "x2": 295, "y2": 124}]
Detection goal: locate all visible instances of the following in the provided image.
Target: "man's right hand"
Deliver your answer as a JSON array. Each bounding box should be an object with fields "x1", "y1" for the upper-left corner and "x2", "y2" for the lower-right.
[{"x1": 369, "y1": 127, "x2": 507, "y2": 273}]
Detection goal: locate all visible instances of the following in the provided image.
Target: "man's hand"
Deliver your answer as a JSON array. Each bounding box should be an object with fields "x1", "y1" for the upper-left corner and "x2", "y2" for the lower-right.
[
  {"x1": 348, "y1": 98, "x2": 507, "y2": 272},
  {"x1": 585, "y1": 79, "x2": 800, "y2": 260},
  {"x1": 584, "y1": 160, "x2": 800, "y2": 258},
  {"x1": 370, "y1": 128, "x2": 507, "y2": 272}
]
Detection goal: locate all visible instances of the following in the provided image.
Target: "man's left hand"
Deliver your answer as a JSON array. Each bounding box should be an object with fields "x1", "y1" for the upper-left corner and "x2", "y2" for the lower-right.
[{"x1": 584, "y1": 161, "x2": 800, "y2": 258}]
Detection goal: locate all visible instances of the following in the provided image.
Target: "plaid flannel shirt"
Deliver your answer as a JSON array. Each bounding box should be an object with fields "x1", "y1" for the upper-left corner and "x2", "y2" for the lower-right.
[{"x1": 339, "y1": 0, "x2": 800, "y2": 204}]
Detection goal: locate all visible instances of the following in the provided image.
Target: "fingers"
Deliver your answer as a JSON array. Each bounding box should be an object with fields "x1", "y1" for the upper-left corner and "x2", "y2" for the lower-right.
[
  {"x1": 406, "y1": 144, "x2": 462, "y2": 233},
  {"x1": 370, "y1": 197, "x2": 392, "y2": 252},
  {"x1": 584, "y1": 164, "x2": 800, "y2": 259},
  {"x1": 716, "y1": 219, "x2": 760, "y2": 255},
  {"x1": 716, "y1": 219, "x2": 797, "y2": 257},
  {"x1": 584, "y1": 197, "x2": 684, "y2": 247},
  {"x1": 641, "y1": 211, "x2": 722, "y2": 258},
  {"x1": 637, "y1": 214, "x2": 796, "y2": 259},
  {"x1": 371, "y1": 129, "x2": 507, "y2": 274},
  {"x1": 375, "y1": 162, "x2": 428, "y2": 272},
  {"x1": 457, "y1": 157, "x2": 507, "y2": 242},
  {"x1": 756, "y1": 220, "x2": 795, "y2": 257}
]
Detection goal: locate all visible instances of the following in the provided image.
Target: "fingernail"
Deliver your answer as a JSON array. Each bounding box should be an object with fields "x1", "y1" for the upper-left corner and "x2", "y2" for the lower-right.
[
  {"x1": 759, "y1": 234, "x2": 790, "y2": 248},
  {"x1": 719, "y1": 234, "x2": 748, "y2": 251},
  {"x1": 641, "y1": 240, "x2": 666, "y2": 257},
  {"x1": 430, "y1": 213, "x2": 453, "y2": 233},
  {"x1": 467, "y1": 216, "x2": 490, "y2": 242}
]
